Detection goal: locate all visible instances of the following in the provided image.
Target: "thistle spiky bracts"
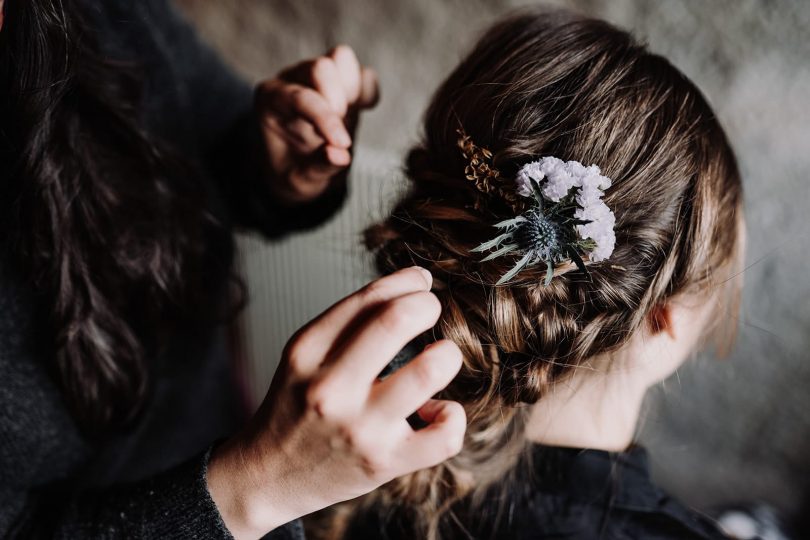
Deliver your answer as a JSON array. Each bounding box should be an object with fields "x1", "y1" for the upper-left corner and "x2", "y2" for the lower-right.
[
  {"x1": 459, "y1": 134, "x2": 617, "y2": 285},
  {"x1": 472, "y1": 179, "x2": 596, "y2": 285}
]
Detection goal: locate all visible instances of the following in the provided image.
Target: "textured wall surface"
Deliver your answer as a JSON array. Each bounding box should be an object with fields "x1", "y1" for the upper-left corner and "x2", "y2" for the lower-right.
[{"x1": 174, "y1": 0, "x2": 810, "y2": 519}]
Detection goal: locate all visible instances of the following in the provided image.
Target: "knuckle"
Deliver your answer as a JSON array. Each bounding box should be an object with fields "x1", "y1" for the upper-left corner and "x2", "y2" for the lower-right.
[
  {"x1": 310, "y1": 57, "x2": 334, "y2": 78},
  {"x1": 343, "y1": 423, "x2": 375, "y2": 454},
  {"x1": 413, "y1": 357, "x2": 443, "y2": 388},
  {"x1": 287, "y1": 117, "x2": 316, "y2": 136},
  {"x1": 378, "y1": 293, "x2": 440, "y2": 334},
  {"x1": 350, "y1": 431, "x2": 392, "y2": 477},
  {"x1": 378, "y1": 302, "x2": 413, "y2": 333},
  {"x1": 305, "y1": 381, "x2": 339, "y2": 418},
  {"x1": 361, "y1": 454, "x2": 392, "y2": 481},
  {"x1": 285, "y1": 333, "x2": 314, "y2": 374},
  {"x1": 359, "y1": 280, "x2": 389, "y2": 306},
  {"x1": 290, "y1": 87, "x2": 313, "y2": 110},
  {"x1": 286, "y1": 352, "x2": 307, "y2": 376},
  {"x1": 361, "y1": 268, "x2": 430, "y2": 303}
]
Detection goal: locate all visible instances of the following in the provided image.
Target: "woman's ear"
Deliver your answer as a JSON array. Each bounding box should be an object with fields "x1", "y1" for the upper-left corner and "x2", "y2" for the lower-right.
[
  {"x1": 626, "y1": 299, "x2": 704, "y2": 387},
  {"x1": 647, "y1": 303, "x2": 678, "y2": 340}
]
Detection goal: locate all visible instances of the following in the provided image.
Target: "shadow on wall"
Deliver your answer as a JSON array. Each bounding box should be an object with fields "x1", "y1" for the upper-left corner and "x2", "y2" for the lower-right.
[{"x1": 174, "y1": 0, "x2": 810, "y2": 519}]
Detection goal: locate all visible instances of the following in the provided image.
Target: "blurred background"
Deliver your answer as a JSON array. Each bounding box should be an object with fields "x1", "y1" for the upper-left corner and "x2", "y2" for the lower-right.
[{"x1": 174, "y1": 0, "x2": 810, "y2": 523}]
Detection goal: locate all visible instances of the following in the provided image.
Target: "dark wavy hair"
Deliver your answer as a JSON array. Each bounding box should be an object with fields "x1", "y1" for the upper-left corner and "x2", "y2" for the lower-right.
[{"x1": 0, "y1": 0, "x2": 234, "y2": 433}]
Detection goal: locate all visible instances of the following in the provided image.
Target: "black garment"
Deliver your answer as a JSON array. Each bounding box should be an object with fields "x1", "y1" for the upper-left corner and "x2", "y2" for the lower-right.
[
  {"x1": 504, "y1": 445, "x2": 729, "y2": 540},
  {"x1": 0, "y1": 0, "x2": 342, "y2": 538},
  {"x1": 346, "y1": 445, "x2": 728, "y2": 540}
]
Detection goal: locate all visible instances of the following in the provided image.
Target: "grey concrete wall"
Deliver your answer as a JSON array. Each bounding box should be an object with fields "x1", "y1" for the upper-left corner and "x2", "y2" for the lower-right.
[{"x1": 174, "y1": 0, "x2": 810, "y2": 518}]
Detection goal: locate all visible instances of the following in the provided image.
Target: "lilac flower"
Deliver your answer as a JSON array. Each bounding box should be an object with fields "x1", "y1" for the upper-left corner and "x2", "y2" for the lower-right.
[
  {"x1": 575, "y1": 202, "x2": 616, "y2": 262},
  {"x1": 515, "y1": 161, "x2": 544, "y2": 197}
]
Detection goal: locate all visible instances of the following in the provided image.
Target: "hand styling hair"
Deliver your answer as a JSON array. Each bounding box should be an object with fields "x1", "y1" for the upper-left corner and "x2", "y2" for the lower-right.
[
  {"x1": 0, "y1": 0, "x2": 234, "y2": 434},
  {"x1": 321, "y1": 8, "x2": 744, "y2": 540}
]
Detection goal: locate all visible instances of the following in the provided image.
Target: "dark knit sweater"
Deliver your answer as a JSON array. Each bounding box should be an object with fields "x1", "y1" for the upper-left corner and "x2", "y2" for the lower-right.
[{"x1": 0, "y1": 1, "x2": 342, "y2": 538}]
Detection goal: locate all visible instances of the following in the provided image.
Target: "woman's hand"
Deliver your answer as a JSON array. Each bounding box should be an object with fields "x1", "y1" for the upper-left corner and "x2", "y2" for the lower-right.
[
  {"x1": 207, "y1": 267, "x2": 466, "y2": 539},
  {"x1": 255, "y1": 45, "x2": 379, "y2": 206}
]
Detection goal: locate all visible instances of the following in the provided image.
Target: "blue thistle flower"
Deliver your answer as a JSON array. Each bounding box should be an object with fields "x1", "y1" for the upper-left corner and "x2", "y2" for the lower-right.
[
  {"x1": 472, "y1": 179, "x2": 593, "y2": 286},
  {"x1": 514, "y1": 210, "x2": 563, "y2": 261}
]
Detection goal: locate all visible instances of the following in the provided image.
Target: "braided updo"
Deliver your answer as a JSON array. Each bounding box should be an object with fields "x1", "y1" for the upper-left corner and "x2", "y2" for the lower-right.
[{"x1": 338, "y1": 8, "x2": 742, "y2": 540}]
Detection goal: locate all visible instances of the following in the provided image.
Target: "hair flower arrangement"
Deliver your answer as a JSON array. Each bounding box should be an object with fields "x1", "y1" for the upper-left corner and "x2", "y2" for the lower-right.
[{"x1": 471, "y1": 156, "x2": 616, "y2": 285}]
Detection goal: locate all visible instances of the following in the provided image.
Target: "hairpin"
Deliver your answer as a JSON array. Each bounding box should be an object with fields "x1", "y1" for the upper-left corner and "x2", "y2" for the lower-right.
[{"x1": 458, "y1": 132, "x2": 616, "y2": 285}]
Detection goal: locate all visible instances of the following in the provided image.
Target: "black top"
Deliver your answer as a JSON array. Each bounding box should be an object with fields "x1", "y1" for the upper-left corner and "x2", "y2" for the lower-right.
[
  {"x1": 346, "y1": 445, "x2": 728, "y2": 540},
  {"x1": 506, "y1": 445, "x2": 728, "y2": 540},
  {"x1": 0, "y1": 1, "x2": 343, "y2": 538}
]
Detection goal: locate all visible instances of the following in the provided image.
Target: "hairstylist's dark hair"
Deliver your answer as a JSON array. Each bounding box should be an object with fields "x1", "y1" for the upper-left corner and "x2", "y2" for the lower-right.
[
  {"x1": 334, "y1": 8, "x2": 744, "y2": 540},
  {"x1": 0, "y1": 0, "x2": 234, "y2": 433}
]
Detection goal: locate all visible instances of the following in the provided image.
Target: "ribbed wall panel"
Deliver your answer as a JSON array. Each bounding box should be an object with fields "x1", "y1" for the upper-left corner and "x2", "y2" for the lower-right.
[{"x1": 236, "y1": 149, "x2": 402, "y2": 403}]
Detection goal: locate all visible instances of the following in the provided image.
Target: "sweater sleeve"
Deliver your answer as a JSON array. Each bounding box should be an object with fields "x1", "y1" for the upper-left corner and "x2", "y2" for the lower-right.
[
  {"x1": 1, "y1": 451, "x2": 234, "y2": 539},
  {"x1": 0, "y1": 270, "x2": 303, "y2": 540},
  {"x1": 0, "y1": 270, "x2": 224, "y2": 539},
  {"x1": 108, "y1": 0, "x2": 347, "y2": 239}
]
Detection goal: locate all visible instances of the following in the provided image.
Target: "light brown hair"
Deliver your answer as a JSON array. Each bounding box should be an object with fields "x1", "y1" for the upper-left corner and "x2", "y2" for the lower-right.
[{"x1": 317, "y1": 8, "x2": 743, "y2": 539}]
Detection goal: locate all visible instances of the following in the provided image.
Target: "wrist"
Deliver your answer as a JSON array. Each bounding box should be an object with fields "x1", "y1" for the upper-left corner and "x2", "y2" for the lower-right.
[{"x1": 206, "y1": 437, "x2": 291, "y2": 539}]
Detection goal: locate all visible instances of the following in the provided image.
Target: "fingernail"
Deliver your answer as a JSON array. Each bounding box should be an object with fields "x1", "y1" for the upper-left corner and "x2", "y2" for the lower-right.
[{"x1": 412, "y1": 266, "x2": 432, "y2": 289}]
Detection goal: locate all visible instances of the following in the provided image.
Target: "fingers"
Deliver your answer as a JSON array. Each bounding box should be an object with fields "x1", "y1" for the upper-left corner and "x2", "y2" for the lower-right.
[
  {"x1": 310, "y1": 56, "x2": 348, "y2": 117},
  {"x1": 287, "y1": 267, "x2": 433, "y2": 375},
  {"x1": 258, "y1": 81, "x2": 351, "y2": 149},
  {"x1": 258, "y1": 45, "x2": 378, "y2": 186},
  {"x1": 266, "y1": 116, "x2": 323, "y2": 155},
  {"x1": 279, "y1": 45, "x2": 377, "y2": 113},
  {"x1": 270, "y1": 119, "x2": 352, "y2": 169},
  {"x1": 397, "y1": 399, "x2": 467, "y2": 470},
  {"x1": 325, "y1": 291, "x2": 442, "y2": 389},
  {"x1": 369, "y1": 340, "x2": 463, "y2": 418},
  {"x1": 329, "y1": 45, "x2": 362, "y2": 105},
  {"x1": 328, "y1": 46, "x2": 378, "y2": 109}
]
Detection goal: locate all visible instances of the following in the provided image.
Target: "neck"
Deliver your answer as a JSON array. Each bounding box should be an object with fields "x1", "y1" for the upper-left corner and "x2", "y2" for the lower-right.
[{"x1": 525, "y1": 361, "x2": 648, "y2": 452}]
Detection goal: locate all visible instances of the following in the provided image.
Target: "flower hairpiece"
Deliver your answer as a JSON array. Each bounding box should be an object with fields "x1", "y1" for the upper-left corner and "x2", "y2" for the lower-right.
[{"x1": 471, "y1": 155, "x2": 616, "y2": 285}]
